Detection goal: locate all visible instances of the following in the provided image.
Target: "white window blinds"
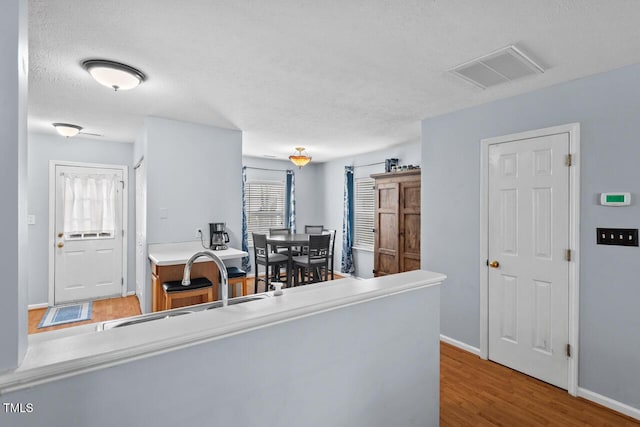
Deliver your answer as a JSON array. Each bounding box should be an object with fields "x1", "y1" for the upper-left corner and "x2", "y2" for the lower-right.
[
  {"x1": 354, "y1": 177, "x2": 375, "y2": 250},
  {"x1": 246, "y1": 180, "x2": 286, "y2": 246}
]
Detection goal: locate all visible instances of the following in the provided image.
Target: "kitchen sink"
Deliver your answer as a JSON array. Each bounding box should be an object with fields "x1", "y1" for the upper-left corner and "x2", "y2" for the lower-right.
[
  {"x1": 205, "y1": 295, "x2": 269, "y2": 310},
  {"x1": 98, "y1": 310, "x2": 195, "y2": 330},
  {"x1": 97, "y1": 293, "x2": 271, "y2": 331}
]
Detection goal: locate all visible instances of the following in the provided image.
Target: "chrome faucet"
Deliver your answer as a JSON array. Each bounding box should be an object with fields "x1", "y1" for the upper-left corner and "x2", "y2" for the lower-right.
[{"x1": 182, "y1": 250, "x2": 229, "y2": 307}]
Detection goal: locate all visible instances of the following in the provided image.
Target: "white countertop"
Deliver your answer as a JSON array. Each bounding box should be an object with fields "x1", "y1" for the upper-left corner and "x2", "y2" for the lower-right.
[
  {"x1": 0, "y1": 270, "x2": 445, "y2": 394},
  {"x1": 148, "y1": 241, "x2": 248, "y2": 265}
]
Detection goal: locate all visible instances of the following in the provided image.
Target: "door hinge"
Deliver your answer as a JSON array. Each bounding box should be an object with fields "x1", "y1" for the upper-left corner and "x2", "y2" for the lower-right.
[
  {"x1": 566, "y1": 343, "x2": 571, "y2": 358},
  {"x1": 120, "y1": 180, "x2": 125, "y2": 189},
  {"x1": 565, "y1": 154, "x2": 572, "y2": 167},
  {"x1": 121, "y1": 277, "x2": 124, "y2": 285},
  {"x1": 565, "y1": 249, "x2": 572, "y2": 262},
  {"x1": 122, "y1": 229, "x2": 125, "y2": 237}
]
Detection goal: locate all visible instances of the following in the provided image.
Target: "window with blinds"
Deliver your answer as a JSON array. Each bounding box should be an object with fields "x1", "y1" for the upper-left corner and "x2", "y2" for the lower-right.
[
  {"x1": 246, "y1": 180, "x2": 286, "y2": 246},
  {"x1": 354, "y1": 177, "x2": 375, "y2": 250}
]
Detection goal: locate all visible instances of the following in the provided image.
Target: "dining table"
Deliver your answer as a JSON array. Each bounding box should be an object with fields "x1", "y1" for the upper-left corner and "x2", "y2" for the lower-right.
[{"x1": 266, "y1": 233, "x2": 313, "y2": 287}]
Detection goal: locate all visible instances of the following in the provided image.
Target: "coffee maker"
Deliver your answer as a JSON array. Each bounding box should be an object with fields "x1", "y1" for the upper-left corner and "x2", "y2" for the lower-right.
[{"x1": 209, "y1": 222, "x2": 230, "y2": 250}]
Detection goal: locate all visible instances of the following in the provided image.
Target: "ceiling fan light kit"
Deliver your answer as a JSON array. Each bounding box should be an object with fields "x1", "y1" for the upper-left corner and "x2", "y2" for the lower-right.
[
  {"x1": 52, "y1": 123, "x2": 83, "y2": 138},
  {"x1": 82, "y1": 59, "x2": 146, "y2": 91}
]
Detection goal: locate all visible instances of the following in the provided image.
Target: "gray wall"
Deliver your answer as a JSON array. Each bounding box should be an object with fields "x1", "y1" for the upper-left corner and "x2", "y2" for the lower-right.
[
  {"x1": 319, "y1": 141, "x2": 421, "y2": 278},
  {"x1": 0, "y1": 0, "x2": 28, "y2": 371},
  {"x1": 421, "y1": 63, "x2": 640, "y2": 408},
  {"x1": 27, "y1": 133, "x2": 136, "y2": 305},
  {"x1": 1, "y1": 284, "x2": 440, "y2": 427},
  {"x1": 145, "y1": 117, "x2": 243, "y2": 246},
  {"x1": 134, "y1": 117, "x2": 242, "y2": 312}
]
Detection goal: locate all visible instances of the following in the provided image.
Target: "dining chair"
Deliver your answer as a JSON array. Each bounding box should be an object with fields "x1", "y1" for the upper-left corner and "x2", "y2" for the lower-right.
[
  {"x1": 324, "y1": 229, "x2": 336, "y2": 280},
  {"x1": 253, "y1": 233, "x2": 288, "y2": 293},
  {"x1": 292, "y1": 234, "x2": 331, "y2": 286},
  {"x1": 304, "y1": 225, "x2": 324, "y2": 234}
]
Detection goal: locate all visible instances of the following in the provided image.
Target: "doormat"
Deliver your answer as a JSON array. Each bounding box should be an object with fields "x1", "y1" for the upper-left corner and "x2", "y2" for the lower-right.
[{"x1": 38, "y1": 302, "x2": 93, "y2": 328}]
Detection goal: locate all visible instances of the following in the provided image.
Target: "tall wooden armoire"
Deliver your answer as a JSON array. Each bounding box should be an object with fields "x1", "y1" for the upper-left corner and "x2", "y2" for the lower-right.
[{"x1": 371, "y1": 169, "x2": 421, "y2": 277}]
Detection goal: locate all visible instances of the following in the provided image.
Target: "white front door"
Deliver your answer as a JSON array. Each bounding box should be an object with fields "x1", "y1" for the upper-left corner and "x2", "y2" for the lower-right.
[
  {"x1": 488, "y1": 132, "x2": 570, "y2": 389},
  {"x1": 53, "y1": 163, "x2": 125, "y2": 304}
]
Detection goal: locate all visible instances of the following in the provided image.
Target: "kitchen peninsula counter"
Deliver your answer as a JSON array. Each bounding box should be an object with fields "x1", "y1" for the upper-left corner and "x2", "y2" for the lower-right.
[
  {"x1": 1, "y1": 270, "x2": 445, "y2": 427},
  {"x1": 147, "y1": 241, "x2": 248, "y2": 311}
]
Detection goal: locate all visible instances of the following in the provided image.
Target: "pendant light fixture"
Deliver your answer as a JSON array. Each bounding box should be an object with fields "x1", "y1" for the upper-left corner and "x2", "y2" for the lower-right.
[
  {"x1": 289, "y1": 147, "x2": 312, "y2": 168},
  {"x1": 82, "y1": 59, "x2": 146, "y2": 91},
  {"x1": 52, "y1": 123, "x2": 83, "y2": 138}
]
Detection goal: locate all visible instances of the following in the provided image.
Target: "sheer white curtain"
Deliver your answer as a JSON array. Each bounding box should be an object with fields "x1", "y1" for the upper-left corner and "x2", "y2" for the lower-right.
[{"x1": 63, "y1": 174, "x2": 117, "y2": 234}]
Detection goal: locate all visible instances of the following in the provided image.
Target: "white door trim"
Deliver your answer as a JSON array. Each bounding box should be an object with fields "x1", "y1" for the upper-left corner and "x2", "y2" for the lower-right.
[
  {"x1": 479, "y1": 123, "x2": 580, "y2": 396},
  {"x1": 48, "y1": 160, "x2": 129, "y2": 306}
]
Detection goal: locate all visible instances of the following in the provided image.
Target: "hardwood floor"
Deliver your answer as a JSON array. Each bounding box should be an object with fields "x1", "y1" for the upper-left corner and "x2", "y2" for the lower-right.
[
  {"x1": 28, "y1": 295, "x2": 141, "y2": 334},
  {"x1": 441, "y1": 342, "x2": 640, "y2": 426}
]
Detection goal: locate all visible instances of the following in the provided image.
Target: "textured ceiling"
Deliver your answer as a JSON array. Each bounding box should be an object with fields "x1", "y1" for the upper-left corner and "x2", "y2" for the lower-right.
[{"x1": 28, "y1": 0, "x2": 640, "y2": 162}]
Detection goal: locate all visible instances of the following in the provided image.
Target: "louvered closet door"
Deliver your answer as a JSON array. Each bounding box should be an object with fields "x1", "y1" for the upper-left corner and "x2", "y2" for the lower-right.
[
  {"x1": 374, "y1": 182, "x2": 399, "y2": 276},
  {"x1": 488, "y1": 133, "x2": 570, "y2": 389}
]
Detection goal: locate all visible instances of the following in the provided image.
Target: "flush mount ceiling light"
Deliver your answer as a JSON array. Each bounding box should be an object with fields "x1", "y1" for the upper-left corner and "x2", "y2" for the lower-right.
[
  {"x1": 82, "y1": 59, "x2": 146, "y2": 91},
  {"x1": 449, "y1": 45, "x2": 544, "y2": 89},
  {"x1": 289, "y1": 147, "x2": 312, "y2": 168},
  {"x1": 52, "y1": 123, "x2": 83, "y2": 138}
]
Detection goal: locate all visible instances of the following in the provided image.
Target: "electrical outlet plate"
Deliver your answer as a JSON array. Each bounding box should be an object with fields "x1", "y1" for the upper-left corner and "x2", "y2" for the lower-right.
[{"x1": 195, "y1": 228, "x2": 202, "y2": 238}]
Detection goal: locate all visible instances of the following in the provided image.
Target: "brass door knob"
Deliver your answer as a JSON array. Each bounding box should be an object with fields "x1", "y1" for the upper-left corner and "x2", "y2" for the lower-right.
[
  {"x1": 57, "y1": 242, "x2": 64, "y2": 248},
  {"x1": 57, "y1": 232, "x2": 64, "y2": 238},
  {"x1": 489, "y1": 260, "x2": 500, "y2": 269}
]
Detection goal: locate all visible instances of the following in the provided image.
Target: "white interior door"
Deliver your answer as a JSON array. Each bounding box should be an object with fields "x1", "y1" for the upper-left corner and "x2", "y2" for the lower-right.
[
  {"x1": 488, "y1": 132, "x2": 570, "y2": 389},
  {"x1": 53, "y1": 164, "x2": 125, "y2": 304},
  {"x1": 135, "y1": 159, "x2": 146, "y2": 313}
]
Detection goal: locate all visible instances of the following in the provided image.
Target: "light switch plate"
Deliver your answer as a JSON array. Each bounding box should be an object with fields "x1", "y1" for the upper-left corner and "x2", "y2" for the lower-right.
[
  {"x1": 27, "y1": 215, "x2": 36, "y2": 225},
  {"x1": 159, "y1": 208, "x2": 168, "y2": 219},
  {"x1": 596, "y1": 228, "x2": 638, "y2": 246}
]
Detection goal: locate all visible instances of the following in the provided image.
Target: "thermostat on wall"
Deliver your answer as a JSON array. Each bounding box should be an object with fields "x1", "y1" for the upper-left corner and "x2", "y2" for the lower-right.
[{"x1": 600, "y1": 192, "x2": 631, "y2": 206}]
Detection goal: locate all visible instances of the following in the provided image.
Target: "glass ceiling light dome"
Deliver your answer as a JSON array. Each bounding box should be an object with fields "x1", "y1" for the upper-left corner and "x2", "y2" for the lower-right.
[
  {"x1": 52, "y1": 123, "x2": 83, "y2": 138},
  {"x1": 82, "y1": 59, "x2": 146, "y2": 91},
  {"x1": 289, "y1": 147, "x2": 312, "y2": 168}
]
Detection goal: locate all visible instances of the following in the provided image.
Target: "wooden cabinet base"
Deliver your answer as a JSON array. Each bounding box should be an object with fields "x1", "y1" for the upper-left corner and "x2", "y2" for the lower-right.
[{"x1": 151, "y1": 261, "x2": 220, "y2": 312}]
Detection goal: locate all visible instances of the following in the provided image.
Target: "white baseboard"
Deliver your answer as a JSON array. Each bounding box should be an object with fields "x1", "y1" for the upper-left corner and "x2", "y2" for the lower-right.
[
  {"x1": 578, "y1": 387, "x2": 640, "y2": 421},
  {"x1": 439, "y1": 334, "x2": 481, "y2": 356},
  {"x1": 28, "y1": 302, "x2": 49, "y2": 310},
  {"x1": 126, "y1": 291, "x2": 136, "y2": 297}
]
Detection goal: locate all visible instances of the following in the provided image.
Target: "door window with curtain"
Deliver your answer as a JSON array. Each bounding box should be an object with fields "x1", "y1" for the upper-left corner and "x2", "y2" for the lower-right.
[
  {"x1": 245, "y1": 180, "x2": 286, "y2": 246},
  {"x1": 63, "y1": 173, "x2": 118, "y2": 239},
  {"x1": 354, "y1": 177, "x2": 375, "y2": 250}
]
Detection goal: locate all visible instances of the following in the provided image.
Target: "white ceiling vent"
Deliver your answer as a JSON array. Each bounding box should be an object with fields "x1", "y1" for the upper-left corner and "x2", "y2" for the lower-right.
[{"x1": 449, "y1": 45, "x2": 544, "y2": 89}]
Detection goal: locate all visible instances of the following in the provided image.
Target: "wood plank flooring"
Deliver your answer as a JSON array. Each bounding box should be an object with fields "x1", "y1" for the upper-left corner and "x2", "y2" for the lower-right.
[
  {"x1": 28, "y1": 295, "x2": 141, "y2": 334},
  {"x1": 441, "y1": 342, "x2": 640, "y2": 426}
]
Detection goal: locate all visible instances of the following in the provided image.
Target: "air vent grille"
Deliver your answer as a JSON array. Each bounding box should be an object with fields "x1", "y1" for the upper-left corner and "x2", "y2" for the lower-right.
[{"x1": 450, "y1": 45, "x2": 544, "y2": 89}]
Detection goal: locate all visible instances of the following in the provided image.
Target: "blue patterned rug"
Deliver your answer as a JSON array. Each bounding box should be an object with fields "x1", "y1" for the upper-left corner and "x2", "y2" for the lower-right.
[{"x1": 38, "y1": 302, "x2": 93, "y2": 328}]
